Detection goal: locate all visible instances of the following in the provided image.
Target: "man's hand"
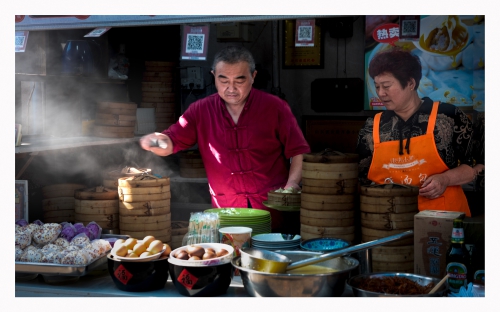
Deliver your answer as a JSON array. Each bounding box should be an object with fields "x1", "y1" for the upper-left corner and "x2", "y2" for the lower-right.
[
  {"x1": 139, "y1": 132, "x2": 173, "y2": 157},
  {"x1": 419, "y1": 173, "x2": 450, "y2": 199}
]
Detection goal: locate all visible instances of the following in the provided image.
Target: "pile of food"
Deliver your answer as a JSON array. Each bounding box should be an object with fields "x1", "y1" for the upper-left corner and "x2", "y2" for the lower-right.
[
  {"x1": 111, "y1": 236, "x2": 171, "y2": 259},
  {"x1": 172, "y1": 245, "x2": 229, "y2": 261},
  {"x1": 15, "y1": 219, "x2": 111, "y2": 265},
  {"x1": 356, "y1": 276, "x2": 434, "y2": 295}
]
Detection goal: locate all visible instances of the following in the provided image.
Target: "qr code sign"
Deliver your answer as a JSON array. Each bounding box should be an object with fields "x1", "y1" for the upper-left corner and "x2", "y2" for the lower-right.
[
  {"x1": 401, "y1": 19, "x2": 418, "y2": 36},
  {"x1": 298, "y1": 25, "x2": 313, "y2": 41},
  {"x1": 15, "y1": 36, "x2": 26, "y2": 47},
  {"x1": 186, "y1": 34, "x2": 205, "y2": 53}
]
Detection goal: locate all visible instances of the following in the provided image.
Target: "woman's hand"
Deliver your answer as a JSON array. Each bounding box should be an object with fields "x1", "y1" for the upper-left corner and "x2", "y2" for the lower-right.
[
  {"x1": 419, "y1": 173, "x2": 450, "y2": 199},
  {"x1": 139, "y1": 132, "x2": 173, "y2": 157}
]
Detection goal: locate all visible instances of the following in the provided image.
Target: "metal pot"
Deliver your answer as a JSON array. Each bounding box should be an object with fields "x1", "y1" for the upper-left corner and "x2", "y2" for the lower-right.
[{"x1": 232, "y1": 250, "x2": 359, "y2": 297}]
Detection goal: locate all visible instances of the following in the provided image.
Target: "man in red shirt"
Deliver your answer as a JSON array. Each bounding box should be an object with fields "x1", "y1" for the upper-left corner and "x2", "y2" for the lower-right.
[{"x1": 140, "y1": 46, "x2": 310, "y2": 232}]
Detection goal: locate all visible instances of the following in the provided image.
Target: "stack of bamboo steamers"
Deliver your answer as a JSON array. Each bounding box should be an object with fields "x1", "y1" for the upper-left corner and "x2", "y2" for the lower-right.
[
  {"x1": 118, "y1": 174, "x2": 172, "y2": 244},
  {"x1": 41, "y1": 184, "x2": 85, "y2": 223},
  {"x1": 299, "y1": 150, "x2": 359, "y2": 244},
  {"x1": 74, "y1": 186, "x2": 120, "y2": 233},
  {"x1": 359, "y1": 184, "x2": 419, "y2": 273},
  {"x1": 93, "y1": 101, "x2": 138, "y2": 138},
  {"x1": 140, "y1": 61, "x2": 178, "y2": 133}
]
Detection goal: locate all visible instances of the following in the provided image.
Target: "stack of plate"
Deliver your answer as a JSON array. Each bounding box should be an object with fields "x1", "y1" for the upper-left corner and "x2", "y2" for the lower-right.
[
  {"x1": 251, "y1": 233, "x2": 301, "y2": 251},
  {"x1": 204, "y1": 208, "x2": 272, "y2": 236}
]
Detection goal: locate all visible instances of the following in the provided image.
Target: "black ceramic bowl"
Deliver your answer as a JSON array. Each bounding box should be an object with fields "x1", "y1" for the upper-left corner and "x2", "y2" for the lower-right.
[
  {"x1": 168, "y1": 261, "x2": 234, "y2": 297},
  {"x1": 107, "y1": 254, "x2": 169, "y2": 292}
]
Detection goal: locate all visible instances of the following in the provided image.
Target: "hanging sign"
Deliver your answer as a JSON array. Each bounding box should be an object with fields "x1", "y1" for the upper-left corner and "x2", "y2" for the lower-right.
[
  {"x1": 295, "y1": 19, "x2": 315, "y2": 47},
  {"x1": 84, "y1": 27, "x2": 112, "y2": 37},
  {"x1": 372, "y1": 23, "x2": 400, "y2": 46},
  {"x1": 15, "y1": 31, "x2": 29, "y2": 52},
  {"x1": 181, "y1": 25, "x2": 210, "y2": 61}
]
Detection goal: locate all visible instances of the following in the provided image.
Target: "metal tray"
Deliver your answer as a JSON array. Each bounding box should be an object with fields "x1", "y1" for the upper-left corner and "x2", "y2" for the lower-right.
[{"x1": 15, "y1": 252, "x2": 108, "y2": 277}]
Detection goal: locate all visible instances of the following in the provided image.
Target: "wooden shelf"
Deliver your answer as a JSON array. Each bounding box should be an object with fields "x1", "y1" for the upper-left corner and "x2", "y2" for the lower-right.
[
  {"x1": 15, "y1": 135, "x2": 140, "y2": 154},
  {"x1": 15, "y1": 73, "x2": 127, "y2": 84}
]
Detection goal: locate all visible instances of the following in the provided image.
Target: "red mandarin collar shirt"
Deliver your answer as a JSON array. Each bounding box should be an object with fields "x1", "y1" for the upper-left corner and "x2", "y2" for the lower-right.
[{"x1": 164, "y1": 88, "x2": 310, "y2": 209}]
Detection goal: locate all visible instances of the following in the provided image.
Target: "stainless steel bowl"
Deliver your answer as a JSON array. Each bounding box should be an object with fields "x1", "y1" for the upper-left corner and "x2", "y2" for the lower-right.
[
  {"x1": 232, "y1": 250, "x2": 359, "y2": 297},
  {"x1": 347, "y1": 272, "x2": 447, "y2": 297}
]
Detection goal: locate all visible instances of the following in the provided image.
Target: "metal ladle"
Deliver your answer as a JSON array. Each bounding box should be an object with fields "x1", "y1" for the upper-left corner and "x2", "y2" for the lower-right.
[{"x1": 240, "y1": 230, "x2": 414, "y2": 273}]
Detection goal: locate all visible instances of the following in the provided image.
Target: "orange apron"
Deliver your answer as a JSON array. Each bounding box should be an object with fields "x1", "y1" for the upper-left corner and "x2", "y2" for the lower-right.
[{"x1": 368, "y1": 101, "x2": 471, "y2": 216}]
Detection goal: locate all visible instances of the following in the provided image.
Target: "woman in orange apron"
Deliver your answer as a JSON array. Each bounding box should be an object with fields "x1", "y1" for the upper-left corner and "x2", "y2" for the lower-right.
[{"x1": 356, "y1": 48, "x2": 483, "y2": 217}]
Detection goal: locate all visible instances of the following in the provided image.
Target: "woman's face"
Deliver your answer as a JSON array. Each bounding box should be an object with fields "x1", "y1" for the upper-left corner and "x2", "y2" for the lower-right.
[{"x1": 374, "y1": 72, "x2": 414, "y2": 112}]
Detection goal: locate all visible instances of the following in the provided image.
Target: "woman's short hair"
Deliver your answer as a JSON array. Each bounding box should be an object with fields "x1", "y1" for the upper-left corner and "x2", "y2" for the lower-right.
[
  {"x1": 212, "y1": 46, "x2": 256, "y2": 74},
  {"x1": 368, "y1": 48, "x2": 422, "y2": 89}
]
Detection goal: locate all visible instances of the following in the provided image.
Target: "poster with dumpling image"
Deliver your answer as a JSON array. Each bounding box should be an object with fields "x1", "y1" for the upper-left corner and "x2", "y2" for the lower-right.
[{"x1": 364, "y1": 15, "x2": 485, "y2": 112}]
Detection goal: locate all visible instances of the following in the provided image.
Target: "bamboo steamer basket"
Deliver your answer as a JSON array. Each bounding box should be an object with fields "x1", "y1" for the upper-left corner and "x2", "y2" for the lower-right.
[
  {"x1": 74, "y1": 199, "x2": 119, "y2": 215},
  {"x1": 74, "y1": 187, "x2": 118, "y2": 200},
  {"x1": 300, "y1": 200, "x2": 355, "y2": 211},
  {"x1": 102, "y1": 167, "x2": 152, "y2": 189},
  {"x1": 301, "y1": 193, "x2": 355, "y2": 204},
  {"x1": 360, "y1": 202, "x2": 419, "y2": 214},
  {"x1": 42, "y1": 184, "x2": 86, "y2": 199},
  {"x1": 371, "y1": 245, "x2": 414, "y2": 263},
  {"x1": 301, "y1": 184, "x2": 357, "y2": 195},
  {"x1": 300, "y1": 215, "x2": 354, "y2": 227},
  {"x1": 170, "y1": 221, "x2": 189, "y2": 249},
  {"x1": 302, "y1": 151, "x2": 358, "y2": 180},
  {"x1": 300, "y1": 224, "x2": 356, "y2": 236},
  {"x1": 179, "y1": 150, "x2": 206, "y2": 178},
  {"x1": 299, "y1": 230, "x2": 356, "y2": 243},
  {"x1": 119, "y1": 206, "x2": 170, "y2": 217},
  {"x1": 267, "y1": 191, "x2": 301, "y2": 206},
  {"x1": 360, "y1": 211, "x2": 416, "y2": 230},
  {"x1": 120, "y1": 213, "x2": 171, "y2": 224},
  {"x1": 74, "y1": 213, "x2": 119, "y2": 230},
  {"x1": 118, "y1": 185, "x2": 170, "y2": 195},
  {"x1": 97, "y1": 101, "x2": 137, "y2": 110},
  {"x1": 119, "y1": 191, "x2": 171, "y2": 203},
  {"x1": 118, "y1": 176, "x2": 170, "y2": 188},
  {"x1": 359, "y1": 183, "x2": 419, "y2": 197},
  {"x1": 361, "y1": 227, "x2": 414, "y2": 246},
  {"x1": 301, "y1": 208, "x2": 354, "y2": 219},
  {"x1": 42, "y1": 197, "x2": 75, "y2": 212}
]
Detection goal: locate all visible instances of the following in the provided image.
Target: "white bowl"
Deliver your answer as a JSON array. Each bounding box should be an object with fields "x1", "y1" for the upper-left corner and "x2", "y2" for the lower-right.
[{"x1": 168, "y1": 243, "x2": 234, "y2": 267}]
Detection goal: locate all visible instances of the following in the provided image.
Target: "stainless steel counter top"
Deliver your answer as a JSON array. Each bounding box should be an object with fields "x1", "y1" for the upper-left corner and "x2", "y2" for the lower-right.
[{"x1": 15, "y1": 268, "x2": 355, "y2": 297}]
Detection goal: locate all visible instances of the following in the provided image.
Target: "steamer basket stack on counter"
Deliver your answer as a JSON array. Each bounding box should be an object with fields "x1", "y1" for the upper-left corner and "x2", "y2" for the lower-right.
[
  {"x1": 93, "y1": 101, "x2": 137, "y2": 138},
  {"x1": 299, "y1": 150, "x2": 359, "y2": 244},
  {"x1": 118, "y1": 175, "x2": 172, "y2": 244},
  {"x1": 102, "y1": 167, "x2": 152, "y2": 189},
  {"x1": 140, "y1": 61, "x2": 178, "y2": 133},
  {"x1": 41, "y1": 184, "x2": 85, "y2": 223},
  {"x1": 74, "y1": 186, "x2": 120, "y2": 233},
  {"x1": 359, "y1": 184, "x2": 419, "y2": 273},
  {"x1": 170, "y1": 221, "x2": 189, "y2": 249},
  {"x1": 178, "y1": 150, "x2": 207, "y2": 178}
]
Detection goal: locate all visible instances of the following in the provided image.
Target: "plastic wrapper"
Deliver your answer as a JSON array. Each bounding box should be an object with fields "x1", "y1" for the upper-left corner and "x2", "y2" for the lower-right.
[
  {"x1": 20, "y1": 248, "x2": 44, "y2": 263},
  {"x1": 26, "y1": 223, "x2": 41, "y2": 237},
  {"x1": 61, "y1": 249, "x2": 92, "y2": 265},
  {"x1": 53, "y1": 249, "x2": 71, "y2": 264},
  {"x1": 60, "y1": 223, "x2": 77, "y2": 242},
  {"x1": 15, "y1": 219, "x2": 28, "y2": 227},
  {"x1": 15, "y1": 245, "x2": 23, "y2": 261},
  {"x1": 53, "y1": 237, "x2": 70, "y2": 248},
  {"x1": 70, "y1": 232, "x2": 91, "y2": 248},
  {"x1": 86, "y1": 221, "x2": 102, "y2": 240},
  {"x1": 15, "y1": 232, "x2": 31, "y2": 249},
  {"x1": 40, "y1": 251, "x2": 57, "y2": 263},
  {"x1": 41, "y1": 243, "x2": 62, "y2": 254},
  {"x1": 33, "y1": 219, "x2": 44, "y2": 226},
  {"x1": 32, "y1": 223, "x2": 62, "y2": 247},
  {"x1": 73, "y1": 223, "x2": 85, "y2": 231},
  {"x1": 76, "y1": 227, "x2": 92, "y2": 240},
  {"x1": 15, "y1": 224, "x2": 21, "y2": 232}
]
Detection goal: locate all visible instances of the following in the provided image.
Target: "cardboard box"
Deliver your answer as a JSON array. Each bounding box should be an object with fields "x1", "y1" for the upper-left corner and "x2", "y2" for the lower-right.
[{"x1": 414, "y1": 210, "x2": 465, "y2": 278}]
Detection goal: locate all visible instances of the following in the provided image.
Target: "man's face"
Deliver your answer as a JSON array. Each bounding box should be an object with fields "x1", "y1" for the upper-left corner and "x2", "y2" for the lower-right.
[{"x1": 212, "y1": 61, "x2": 257, "y2": 106}]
